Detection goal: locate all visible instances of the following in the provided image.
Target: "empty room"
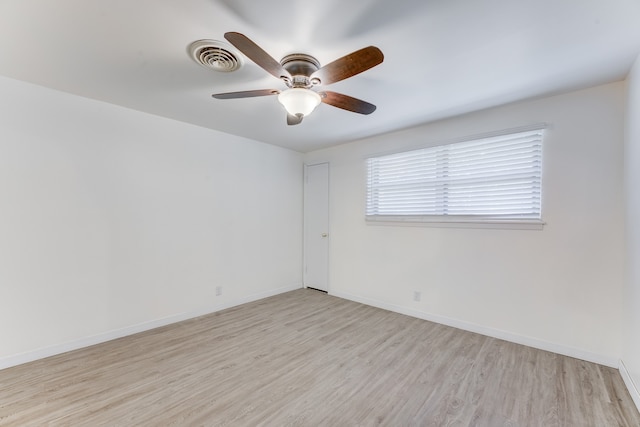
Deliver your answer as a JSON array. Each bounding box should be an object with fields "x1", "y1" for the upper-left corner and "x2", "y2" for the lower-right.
[{"x1": 1, "y1": 0, "x2": 640, "y2": 425}]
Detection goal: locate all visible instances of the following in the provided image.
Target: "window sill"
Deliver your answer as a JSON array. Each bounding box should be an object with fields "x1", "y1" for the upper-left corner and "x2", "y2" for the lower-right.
[{"x1": 365, "y1": 216, "x2": 545, "y2": 230}]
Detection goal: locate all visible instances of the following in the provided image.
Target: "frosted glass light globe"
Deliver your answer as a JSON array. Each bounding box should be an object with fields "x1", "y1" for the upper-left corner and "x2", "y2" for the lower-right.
[{"x1": 278, "y1": 88, "x2": 321, "y2": 116}]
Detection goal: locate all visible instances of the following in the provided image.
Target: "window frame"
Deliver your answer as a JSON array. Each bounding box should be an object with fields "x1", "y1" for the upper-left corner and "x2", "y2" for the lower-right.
[{"x1": 365, "y1": 125, "x2": 546, "y2": 230}]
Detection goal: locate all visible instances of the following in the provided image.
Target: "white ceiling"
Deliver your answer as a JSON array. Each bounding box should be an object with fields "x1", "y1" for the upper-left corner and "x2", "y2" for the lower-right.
[{"x1": 1, "y1": 0, "x2": 639, "y2": 152}]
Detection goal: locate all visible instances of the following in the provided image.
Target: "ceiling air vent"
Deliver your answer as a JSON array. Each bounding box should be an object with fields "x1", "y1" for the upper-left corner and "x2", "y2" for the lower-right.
[{"x1": 188, "y1": 40, "x2": 242, "y2": 72}]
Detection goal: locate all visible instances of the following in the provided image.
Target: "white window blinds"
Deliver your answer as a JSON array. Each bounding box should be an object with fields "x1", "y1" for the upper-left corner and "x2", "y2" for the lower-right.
[{"x1": 366, "y1": 129, "x2": 543, "y2": 222}]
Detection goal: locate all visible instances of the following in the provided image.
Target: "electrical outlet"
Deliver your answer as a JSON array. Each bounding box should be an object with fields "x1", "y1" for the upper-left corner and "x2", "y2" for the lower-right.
[
  {"x1": 413, "y1": 291, "x2": 421, "y2": 302},
  {"x1": 216, "y1": 286, "x2": 222, "y2": 296}
]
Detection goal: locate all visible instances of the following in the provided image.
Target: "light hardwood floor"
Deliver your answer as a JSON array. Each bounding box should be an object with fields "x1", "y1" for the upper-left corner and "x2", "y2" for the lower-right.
[{"x1": 1, "y1": 289, "x2": 639, "y2": 426}]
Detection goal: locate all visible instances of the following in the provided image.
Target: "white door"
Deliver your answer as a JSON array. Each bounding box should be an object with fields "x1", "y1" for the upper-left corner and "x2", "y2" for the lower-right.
[{"x1": 304, "y1": 163, "x2": 329, "y2": 292}]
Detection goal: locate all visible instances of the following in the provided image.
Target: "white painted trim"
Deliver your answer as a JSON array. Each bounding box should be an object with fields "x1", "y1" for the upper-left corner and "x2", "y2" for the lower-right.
[
  {"x1": 303, "y1": 162, "x2": 330, "y2": 293},
  {"x1": 366, "y1": 217, "x2": 545, "y2": 230},
  {"x1": 364, "y1": 123, "x2": 548, "y2": 159},
  {"x1": 330, "y1": 290, "x2": 618, "y2": 368},
  {"x1": 303, "y1": 163, "x2": 309, "y2": 288},
  {"x1": 620, "y1": 359, "x2": 640, "y2": 413},
  {"x1": 0, "y1": 284, "x2": 302, "y2": 371}
]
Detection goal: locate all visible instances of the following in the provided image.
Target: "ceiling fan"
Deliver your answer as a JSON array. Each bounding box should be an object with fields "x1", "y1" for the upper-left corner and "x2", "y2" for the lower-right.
[{"x1": 212, "y1": 32, "x2": 384, "y2": 125}]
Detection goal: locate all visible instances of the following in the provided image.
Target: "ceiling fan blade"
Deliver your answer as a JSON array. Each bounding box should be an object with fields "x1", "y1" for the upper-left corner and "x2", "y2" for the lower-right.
[
  {"x1": 287, "y1": 113, "x2": 304, "y2": 126},
  {"x1": 320, "y1": 91, "x2": 376, "y2": 115},
  {"x1": 224, "y1": 32, "x2": 292, "y2": 81},
  {"x1": 212, "y1": 89, "x2": 280, "y2": 99},
  {"x1": 311, "y1": 46, "x2": 383, "y2": 86}
]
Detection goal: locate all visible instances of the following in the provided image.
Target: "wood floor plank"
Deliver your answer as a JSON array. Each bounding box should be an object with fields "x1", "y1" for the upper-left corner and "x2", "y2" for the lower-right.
[{"x1": 1, "y1": 289, "x2": 639, "y2": 426}]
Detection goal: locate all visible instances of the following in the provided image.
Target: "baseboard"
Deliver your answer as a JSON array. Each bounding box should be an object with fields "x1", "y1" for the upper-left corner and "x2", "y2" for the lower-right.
[
  {"x1": 0, "y1": 284, "x2": 302, "y2": 371},
  {"x1": 620, "y1": 359, "x2": 640, "y2": 412},
  {"x1": 330, "y1": 290, "x2": 618, "y2": 368}
]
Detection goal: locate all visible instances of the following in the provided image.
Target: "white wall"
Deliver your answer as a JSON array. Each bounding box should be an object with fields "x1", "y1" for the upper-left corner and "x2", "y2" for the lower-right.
[
  {"x1": 304, "y1": 82, "x2": 626, "y2": 366},
  {"x1": 623, "y1": 54, "x2": 640, "y2": 406},
  {"x1": 0, "y1": 76, "x2": 303, "y2": 366}
]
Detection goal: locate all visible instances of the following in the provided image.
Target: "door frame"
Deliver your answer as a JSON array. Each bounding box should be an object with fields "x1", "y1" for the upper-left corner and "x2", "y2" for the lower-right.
[{"x1": 303, "y1": 162, "x2": 330, "y2": 293}]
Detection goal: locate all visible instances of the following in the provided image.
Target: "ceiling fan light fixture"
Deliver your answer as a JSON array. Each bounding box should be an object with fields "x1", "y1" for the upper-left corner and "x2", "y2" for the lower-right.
[{"x1": 278, "y1": 88, "x2": 321, "y2": 117}]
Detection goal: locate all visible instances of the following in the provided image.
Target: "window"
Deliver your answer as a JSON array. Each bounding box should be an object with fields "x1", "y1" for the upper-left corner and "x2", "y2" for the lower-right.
[{"x1": 366, "y1": 128, "x2": 544, "y2": 227}]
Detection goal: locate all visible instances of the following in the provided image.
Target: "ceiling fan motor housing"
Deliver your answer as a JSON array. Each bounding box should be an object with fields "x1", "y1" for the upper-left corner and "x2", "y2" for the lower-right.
[{"x1": 280, "y1": 54, "x2": 321, "y2": 87}]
